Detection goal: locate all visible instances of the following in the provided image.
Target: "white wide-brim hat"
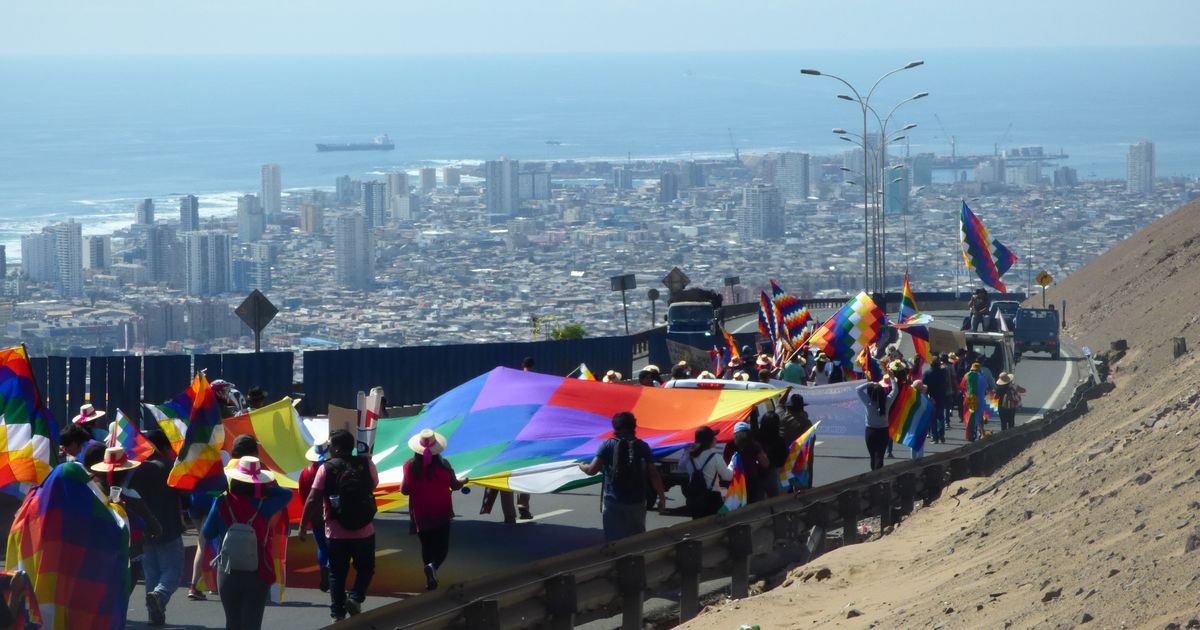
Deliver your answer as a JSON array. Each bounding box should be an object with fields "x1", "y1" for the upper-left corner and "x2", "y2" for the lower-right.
[
  {"x1": 407, "y1": 429, "x2": 447, "y2": 456},
  {"x1": 74, "y1": 403, "x2": 106, "y2": 425},
  {"x1": 305, "y1": 441, "x2": 330, "y2": 463},
  {"x1": 227, "y1": 456, "x2": 275, "y2": 484}
]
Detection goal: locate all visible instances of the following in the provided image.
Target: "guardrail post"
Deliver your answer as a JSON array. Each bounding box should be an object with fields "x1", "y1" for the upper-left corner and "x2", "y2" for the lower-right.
[
  {"x1": 773, "y1": 511, "x2": 799, "y2": 543},
  {"x1": 616, "y1": 555, "x2": 646, "y2": 630},
  {"x1": 838, "y1": 490, "x2": 860, "y2": 544},
  {"x1": 727, "y1": 524, "x2": 753, "y2": 599},
  {"x1": 897, "y1": 473, "x2": 916, "y2": 517},
  {"x1": 870, "y1": 480, "x2": 894, "y2": 529},
  {"x1": 923, "y1": 464, "x2": 944, "y2": 506},
  {"x1": 968, "y1": 450, "x2": 987, "y2": 476},
  {"x1": 544, "y1": 574, "x2": 577, "y2": 630},
  {"x1": 464, "y1": 599, "x2": 501, "y2": 630},
  {"x1": 676, "y1": 540, "x2": 703, "y2": 624},
  {"x1": 803, "y1": 504, "x2": 827, "y2": 562},
  {"x1": 949, "y1": 456, "x2": 969, "y2": 481}
]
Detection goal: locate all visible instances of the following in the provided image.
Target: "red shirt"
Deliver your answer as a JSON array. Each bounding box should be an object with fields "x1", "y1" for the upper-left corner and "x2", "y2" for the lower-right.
[{"x1": 402, "y1": 459, "x2": 456, "y2": 532}]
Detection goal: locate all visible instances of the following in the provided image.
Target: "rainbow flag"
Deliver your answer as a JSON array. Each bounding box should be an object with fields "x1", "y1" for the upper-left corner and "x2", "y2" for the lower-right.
[
  {"x1": 140, "y1": 387, "x2": 194, "y2": 454},
  {"x1": 806, "y1": 292, "x2": 886, "y2": 365},
  {"x1": 719, "y1": 452, "x2": 748, "y2": 512},
  {"x1": 960, "y1": 202, "x2": 1018, "y2": 293},
  {"x1": 167, "y1": 374, "x2": 227, "y2": 494},
  {"x1": 7, "y1": 462, "x2": 130, "y2": 629},
  {"x1": 962, "y1": 370, "x2": 991, "y2": 439},
  {"x1": 780, "y1": 421, "x2": 819, "y2": 491},
  {"x1": 107, "y1": 411, "x2": 157, "y2": 462},
  {"x1": 770, "y1": 279, "x2": 814, "y2": 344},
  {"x1": 0, "y1": 345, "x2": 58, "y2": 487},
  {"x1": 888, "y1": 385, "x2": 933, "y2": 450},
  {"x1": 572, "y1": 363, "x2": 597, "y2": 381},
  {"x1": 897, "y1": 274, "x2": 932, "y2": 375},
  {"x1": 757, "y1": 291, "x2": 777, "y2": 342}
]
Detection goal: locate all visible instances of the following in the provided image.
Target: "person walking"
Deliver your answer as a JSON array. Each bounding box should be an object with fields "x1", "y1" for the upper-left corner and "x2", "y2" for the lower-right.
[
  {"x1": 136, "y1": 429, "x2": 184, "y2": 626},
  {"x1": 299, "y1": 440, "x2": 331, "y2": 592},
  {"x1": 678, "y1": 426, "x2": 731, "y2": 518},
  {"x1": 961, "y1": 362, "x2": 993, "y2": 441},
  {"x1": 728, "y1": 421, "x2": 771, "y2": 504},
  {"x1": 202, "y1": 456, "x2": 292, "y2": 630},
  {"x1": 922, "y1": 357, "x2": 950, "y2": 444},
  {"x1": 756, "y1": 412, "x2": 787, "y2": 498},
  {"x1": 857, "y1": 381, "x2": 898, "y2": 470},
  {"x1": 995, "y1": 372, "x2": 1026, "y2": 431},
  {"x1": 578, "y1": 412, "x2": 667, "y2": 542},
  {"x1": 300, "y1": 429, "x2": 379, "y2": 622},
  {"x1": 399, "y1": 429, "x2": 467, "y2": 591}
]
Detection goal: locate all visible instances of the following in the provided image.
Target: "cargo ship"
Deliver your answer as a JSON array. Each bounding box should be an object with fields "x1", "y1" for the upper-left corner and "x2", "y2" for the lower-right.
[{"x1": 316, "y1": 134, "x2": 394, "y2": 152}]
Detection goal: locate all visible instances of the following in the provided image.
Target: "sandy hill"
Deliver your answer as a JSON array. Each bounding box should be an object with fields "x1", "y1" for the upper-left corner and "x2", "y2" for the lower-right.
[{"x1": 682, "y1": 198, "x2": 1200, "y2": 629}]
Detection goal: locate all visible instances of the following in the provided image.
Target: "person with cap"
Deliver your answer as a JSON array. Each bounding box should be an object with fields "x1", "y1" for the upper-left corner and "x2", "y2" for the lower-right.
[
  {"x1": 809, "y1": 353, "x2": 831, "y2": 385},
  {"x1": 134, "y1": 429, "x2": 184, "y2": 626},
  {"x1": 780, "y1": 392, "x2": 812, "y2": 444},
  {"x1": 299, "y1": 439, "x2": 332, "y2": 592},
  {"x1": 670, "y1": 361, "x2": 692, "y2": 381},
  {"x1": 203, "y1": 456, "x2": 293, "y2": 630},
  {"x1": 678, "y1": 426, "x2": 731, "y2": 518},
  {"x1": 856, "y1": 380, "x2": 899, "y2": 470},
  {"x1": 578, "y1": 412, "x2": 667, "y2": 541},
  {"x1": 299, "y1": 429, "x2": 379, "y2": 621},
  {"x1": 995, "y1": 372, "x2": 1026, "y2": 431},
  {"x1": 779, "y1": 354, "x2": 807, "y2": 385},
  {"x1": 728, "y1": 421, "x2": 771, "y2": 503},
  {"x1": 400, "y1": 428, "x2": 467, "y2": 591},
  {"x1": 637, "y1": 365, "x2": 661, "y2": 387},
  {"x1": 74, "y1": 402, "x2": 109, "y2": 443}
]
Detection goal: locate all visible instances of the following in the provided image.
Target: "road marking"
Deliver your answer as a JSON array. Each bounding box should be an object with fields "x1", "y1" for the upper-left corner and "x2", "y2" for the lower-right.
[
  {"x1": 732, "y1": 316, "x2": 758, "y2": 333},
  {"x1": 523, "y1": 508, "x2": 572, "y2": 523},
  {"x1": 1025, "y1": 349, "x2": 1075, "y2": 424}
]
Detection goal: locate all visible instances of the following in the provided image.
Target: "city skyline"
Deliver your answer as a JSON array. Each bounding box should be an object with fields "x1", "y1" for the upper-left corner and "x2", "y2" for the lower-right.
[{"x1": 2, "y1": 1, "x2": 1197, "y2": 55}]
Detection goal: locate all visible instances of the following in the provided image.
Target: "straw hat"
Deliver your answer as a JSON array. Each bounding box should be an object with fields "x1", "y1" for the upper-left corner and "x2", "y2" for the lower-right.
[
  {"x1": 696, "y1": 370, "x2": 716, "y2": 380},
  {"x1": 408, "y1": 428, "x2": 447, "y2": 456},
  {"x1": 305, "y1": 440, "x2": 330, "y2": 463},
  {"x1": 997, "y1": 372, "x2": 1013, "y2": 386},
  {"x1": 602, "y1": 370, "x2": 623, "y2": 383},
  {"x1": 947, "y1": 352, "x2": 960, "y2": 362},
  {"x1": 90, "y1": 446, "x2": 140, "y2": 474},
  {"x1": 73, "y1": 403, "x2": 106, "y2": 425},
  {"x1": 644, "y1": 364, "x2": 661, "y2": 374},
  {"x1": 733, "y1": 371, "x2": 750, "y2": 382},
  {"x1": 227, "y1": 456, "x2": 275, "y2": 484}
]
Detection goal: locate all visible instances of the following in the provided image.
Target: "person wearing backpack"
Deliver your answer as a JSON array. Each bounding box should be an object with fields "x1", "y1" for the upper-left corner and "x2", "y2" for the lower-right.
[
  {"x1": 400, "y1": 429, "x2": 467, "y2": 591},
  {"x1": 678, "y1": 426, "x2": 731, "y2": 519},
  {"x1": 995, "y1": 372, "x2": 1026, "y2": 431},
  {"x1": 578, "y1": 412, "x2": 667, "y2": 542},
  {"x1": 299, "y1": 429, "x2": 379, "y2": 622},
  {"x1": 201, "y1": 456, "x2": 292, "y2": 630}
]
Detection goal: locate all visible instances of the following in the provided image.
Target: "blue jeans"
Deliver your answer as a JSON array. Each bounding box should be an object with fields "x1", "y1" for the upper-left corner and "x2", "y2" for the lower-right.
[
  {"x1": 143, "y1": 536, "x2": 185, "y2": 605},
  {"x1": 602, "y1": 500, "x2": 646, "y2": 542},
  {"x1": 312, "y1": 527, "x2": 329, "y2": 568},
  {"x1": 931, "y1": 400, "x2": 949, "y2": 442}
]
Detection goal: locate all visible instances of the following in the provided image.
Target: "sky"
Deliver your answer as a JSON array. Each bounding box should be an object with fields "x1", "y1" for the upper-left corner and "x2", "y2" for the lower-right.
[{"x1": 2, "y1": 0, "x2": 1198, "y2": 55}]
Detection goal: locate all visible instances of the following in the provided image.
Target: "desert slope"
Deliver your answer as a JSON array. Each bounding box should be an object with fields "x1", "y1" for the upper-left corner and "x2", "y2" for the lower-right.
[{"x1": 682, "y1": 198, "x2": 1200, "y2": 629}]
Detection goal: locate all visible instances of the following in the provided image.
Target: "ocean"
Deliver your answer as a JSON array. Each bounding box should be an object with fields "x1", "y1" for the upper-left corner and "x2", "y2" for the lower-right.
[{"x1": 1, "y1": 47, "x2": 1198, "y2": 258}]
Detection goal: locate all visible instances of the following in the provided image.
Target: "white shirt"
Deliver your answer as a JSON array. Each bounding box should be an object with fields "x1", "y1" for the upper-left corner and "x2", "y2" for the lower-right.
[{"x1": 678, "y1": 447, "x2": 733, "y2": 492}]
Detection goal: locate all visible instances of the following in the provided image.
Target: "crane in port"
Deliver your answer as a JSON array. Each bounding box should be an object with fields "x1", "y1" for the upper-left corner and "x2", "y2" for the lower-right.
[
  {"x1": 933, "y1": 114, "x2": 957, "y2": 159},
  {"x1": 727, "y1": 128, "x2": 740, "y2": 163},
  {"x1": 995, "y1": 122, "x2": 1013, "y2": 156}
]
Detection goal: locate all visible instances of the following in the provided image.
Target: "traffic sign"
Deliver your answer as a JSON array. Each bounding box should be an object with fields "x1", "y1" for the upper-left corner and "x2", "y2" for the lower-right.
[
  {"x1": 235, "y1": 290, "x2": 278, "y2": 352},
  {"x1": 1036, "y1": 270, "x2": 1054, "y2": 287},
  {"x1": 662, "y1": 267, "x2": 691, "y2": 293}
]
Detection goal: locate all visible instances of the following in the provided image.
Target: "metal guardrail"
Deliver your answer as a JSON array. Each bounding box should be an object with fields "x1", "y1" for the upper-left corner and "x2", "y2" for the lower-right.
[{"x1": 337, "y1": 358, "x2": 1097, "y2": 630}]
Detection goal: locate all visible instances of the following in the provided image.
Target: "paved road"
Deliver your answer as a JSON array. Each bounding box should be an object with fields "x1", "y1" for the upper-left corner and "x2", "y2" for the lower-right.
[{"x1": 126, "y1": 312, "x2": 1083, "y2": 628}]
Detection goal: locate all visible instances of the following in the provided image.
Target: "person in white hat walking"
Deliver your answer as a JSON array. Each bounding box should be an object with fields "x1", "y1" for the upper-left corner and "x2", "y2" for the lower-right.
[
  {"x1": 400, "y1": 428, "x2": 467, "y2": 591},
  {"x1": 74, "y1": 403, "x2": 109, "y2": 443}
]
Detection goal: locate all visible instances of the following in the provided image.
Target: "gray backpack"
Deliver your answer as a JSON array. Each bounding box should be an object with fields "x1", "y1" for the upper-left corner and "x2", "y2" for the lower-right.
[{"x1": 214, "y1": 498, "x2": 261, "y2": 574}]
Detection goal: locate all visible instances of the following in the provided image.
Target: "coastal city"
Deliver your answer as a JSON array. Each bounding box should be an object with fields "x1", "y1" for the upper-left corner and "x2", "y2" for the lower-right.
[{"x1": 3, "y1": 140, "x2": 1195, "y2": 356}]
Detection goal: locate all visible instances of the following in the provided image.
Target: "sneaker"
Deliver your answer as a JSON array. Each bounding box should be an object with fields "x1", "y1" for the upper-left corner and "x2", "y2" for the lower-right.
[
  {"x1": 319, "y1": 566, "x2": 329, "y2": 593},
  {"x1": 518, "y1": 508, "x2": 534, "y2": 520},
  {"x1": 146, "y1": 591, "x2": 166, "y2": 626},
  {"x1": 424, "y1": 563, "x2": 439, "y2": 591},
  {"x1": 186, "y1": 589, "x2": 206, "y2": 601},
  {"x1": 345, "y1": 597, "x2": 362, "y2": 617}
]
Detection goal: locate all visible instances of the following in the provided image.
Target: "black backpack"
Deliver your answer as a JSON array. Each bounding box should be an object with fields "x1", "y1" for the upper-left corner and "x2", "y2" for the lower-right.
[
  {"x1": 683, "y1": 452, "x2": 720, "y2": 514},
  {"x1": 607, "y1": 438, "x2": 646, "y2": 497},
  {"x1": 324, "y1": 457, "x2": 377, "y2": 530}
]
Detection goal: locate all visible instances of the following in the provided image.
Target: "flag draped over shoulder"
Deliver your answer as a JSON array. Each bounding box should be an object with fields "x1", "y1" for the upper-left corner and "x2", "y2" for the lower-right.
[
  {"x1": 806, "y1": 292, "x2": 886, "y2": 364},
  {"x1": 960, "y1": 202, "x2": 1018, "y2": 293},
  {"x1": 167, "y1": 374, "x2": 227, "y2": 493},
  {"x1": 962, "y1": 370, "x2": 991, "y2": 439},
  {"x1": 7, "y1": 462, "x2": 130, "y2": 630},
  {"x1": 887, "y1": 385, "x2": 933, "y2": 450},
  {"x1": 779, "y1": 421, "x2": 819, "y2": 491},
  {"x1": 107, "y1": 411, "x2": 157, "y2": 462},
  {"x1": 0, "y1": 345, "x2": 57, "y2": 487},
  {"x1": 368, "y1": 367, "x2": 782, "y2": 510},
  {"x1": 720, "y1": 452, "x2": 748, "y2": 512}
]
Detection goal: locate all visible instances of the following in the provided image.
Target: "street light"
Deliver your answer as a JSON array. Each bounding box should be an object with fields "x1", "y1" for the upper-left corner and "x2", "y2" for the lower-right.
[{"x1": 802, "y1": 61, "x2": 926, "y2": 298}]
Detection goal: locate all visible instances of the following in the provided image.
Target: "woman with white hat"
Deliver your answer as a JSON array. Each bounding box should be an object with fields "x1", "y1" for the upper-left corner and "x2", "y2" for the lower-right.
[
  {"x1": 201, "y1": 456, "x2": 293, "y2": 630},
  {"x1": 401, "y1": 428, "x2": 467, "y2": 591},
  {"x1": 995, "y1": 372, "x2": 1026, "y2": 431}
]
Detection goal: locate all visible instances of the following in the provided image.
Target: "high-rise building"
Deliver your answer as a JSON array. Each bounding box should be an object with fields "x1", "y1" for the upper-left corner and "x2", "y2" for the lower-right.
[
  {"x1": 135, "y1": 198, "x2": 155, "y2": 225},
  {"x1": 612, "y1": 167, "x2": 633, "y2": 190},
  {"x1": 1053, "y1": 166, "x2": 1079, "y2": 188},
  {"x1": 392, "y1": 194, "x2": 419, "y2": 222},
  {"x1": 146, "y1": 223, "x2": 177, "y2": 284},
  {"x1": 335, "y1": 175, "x2": 355, "y2": 205},
  {"x1": 658, "y1": 172, "x2": 679, "y2": 203},
  {"x1": 300, "y1": 203, "x2": 324, "y2": 234},
  {"x1": 184, "y1": 231, "x2": 232, "y2": 297},
  {"x1": 335, "y1": 212, "x2": 374, "y2": 290},
  {"x1": 386, "y1": 171, "x2": 409, "y2": 214},
  {"x1": 518, "y1": 172, "x2": 552, "y2": 200},
  {"x1": 179, "y1": 195, "x2": 200, "y2": 232},
  {"x1": 83, "y1": 235, "x2": 112, "y2": 270},
  {"x1": 0, "y1": 244, "x2": 6, "y2": 279},
  {"x1": 442, "y1": 167, "x2": 461, "y2": 188},
  {"x1": 46, "y1": 220, "x2": 84, "y2": 297},
  {"x1": 20, "y1": 232, "x2": 54, "y2": 283},
  {"x1": 738, "y1": 184, "x2": 784, "y2": 241},
  {"x1": 261, "y1": 164, "x2": 282, "y2": 222},
  {"x1": 419, "y1": 167, "x2": 437, "y2": 193},
  {"x1": 679, "y1": 161, "x2": 706, "y2": 189},
  {"x1": 234, "y1": 242, "x2": 272, "y2": 292},
  {"x1": 885, "y1": 171, "x2": 910, "y2": 214},
  {"x1": 361, "y1": 181, "x2": 388, "y2": 227},
  {"x1": 907, "y1": 154, "x2": 934, "y2": 187},
  {"x1": 1126, "y1": 140, "x2": 1155, "y2": 195},
  {"x1": 776, "y1": 153, "x2": 811, "y2": 202},
  {"x1": 237, "y1": 194, "x2": 265, "y2": 243},
  {"x1": 484, "y1": 158, "x2": 520, "y2": 219}
]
